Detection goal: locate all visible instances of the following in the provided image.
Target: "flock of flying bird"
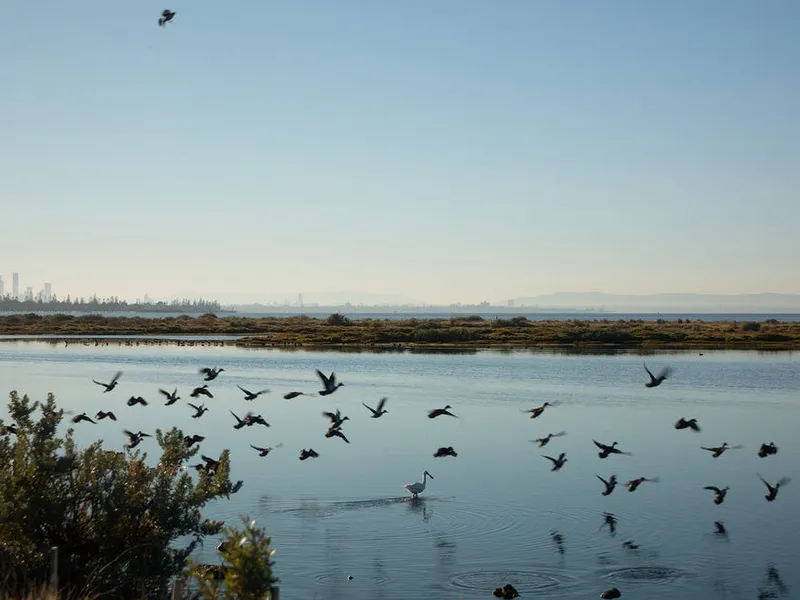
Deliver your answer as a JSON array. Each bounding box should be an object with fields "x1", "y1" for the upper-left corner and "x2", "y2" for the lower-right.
[{"x1": 1, "y1": 358, "x2": 791, "y2": 599}]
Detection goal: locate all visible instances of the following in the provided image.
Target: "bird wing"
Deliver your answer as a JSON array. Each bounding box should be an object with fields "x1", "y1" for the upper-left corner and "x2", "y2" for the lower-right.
[
  {"x1": 250, "y1": 444, "x2": 263, "y2": 452},
  {"x1": 123, "y1": 429, "x2": 136, "y2": 439},
  {"x1": 596, "y1": 474, "x2": 609, "y2": 486},
  {"x1": 643, "y1": 363, "x2": 656, "y2": 381},
  {"x1": 376, "y1": 397, "x2": 388, "y2": 412},
  {"x1": 593, "y1": 440, "x2": 606, "y2": 450},
  {"x1": 159, "y1": 389, "x2": 170, "y2": 397},
  {"x1": 329, "y1": 372, "x2": 337, "y2": 386},
  {"x1": 199, "y1": 368, "x2": 212, "y2": 376},
  {"x1": 757, "y1": 473, "x2": 770, "y2": 488},
  {"x1": 704, "y1": 486, "x2": 722, "y2": 493},
  {"x1": 188, "y1": 403, "x2": 200, "y2": 411},
  {"x1": 777, "y1": 477, "x2": 791, "y2": 488},
  {"x1": 108, "y1": 412, "x2": 117, "y2": 420},
  {"x1": 362, "y1": 402, "x2": 376, "y2": 414},
  {"x1": 237, "y1": 384, "x2": 251, "y2": 395},
  {"x1": 659, "y1": 366, "x2": 674, "y2": 379},
  {"x1": 92, "y1": 380, "x2": 106, "y2": 387},
  {"x1": 553, "y1": 431, "x2": 567, "y2": 437},
  {"x1": 230, "y1": 410, "x2": 243, "y2": 423},
  {"x1": 542, "y1": 455, "x2": 557, "y2": 464},
  {"x1": 315, "y1": 369, "x2": 331, "y2": 387},
  {"x1": 110, "y1": 371, "x2": 123, "y2": 385},
  {"x1": 322, "y1": 411, "x2": 336, "y2": 421}
]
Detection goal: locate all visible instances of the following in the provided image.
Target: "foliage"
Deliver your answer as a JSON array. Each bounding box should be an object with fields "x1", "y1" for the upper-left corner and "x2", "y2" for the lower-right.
[
  {"x1": 0, "y1": 314, "x2": 798, "y2": 350},
  {"x1": 0, "y1": 296, "x2": 224, "y2": 313},
  {"x1": 0, "y1": 392, "x2": 243, "y2": 599},
  {"x1": 189, "y1": 516, "x2": 278, "y2": 600}
]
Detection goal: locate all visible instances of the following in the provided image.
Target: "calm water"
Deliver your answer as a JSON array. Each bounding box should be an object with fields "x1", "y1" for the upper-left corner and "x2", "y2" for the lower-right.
[{"x1": 0, "y1": 342, "x2": 798, "y2": 600}]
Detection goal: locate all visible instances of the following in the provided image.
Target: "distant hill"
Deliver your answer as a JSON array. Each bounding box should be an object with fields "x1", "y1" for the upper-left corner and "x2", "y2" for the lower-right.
[{"x1": 506, "y1": 293, "x2": 800, "y2": 313}]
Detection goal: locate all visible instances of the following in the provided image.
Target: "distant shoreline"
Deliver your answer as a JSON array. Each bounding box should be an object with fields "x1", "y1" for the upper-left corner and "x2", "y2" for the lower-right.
[{"x1": 0, "y1": 314, "x2": 798, "y2": 350}]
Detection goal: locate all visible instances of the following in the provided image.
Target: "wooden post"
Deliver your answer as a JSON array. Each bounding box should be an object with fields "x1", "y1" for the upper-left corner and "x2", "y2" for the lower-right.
[
  {"x1": 171, "y1": 578, "x2": 186, "y2": 600},
  {"x1": 50, "y1": 546, "x2": 59, "y2": 595},
  {"x1": 270, "y1": 586, "x2": 280, "y2": 600}
]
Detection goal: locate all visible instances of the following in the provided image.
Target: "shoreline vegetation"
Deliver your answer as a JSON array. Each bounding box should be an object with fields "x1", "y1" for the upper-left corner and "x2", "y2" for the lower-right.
[
  {"x1": 0, "y1": 297, "x2": 228, "y2": 314},
  {"x1": 0, "y1": 313, "x2": 799, "y2": 350}
]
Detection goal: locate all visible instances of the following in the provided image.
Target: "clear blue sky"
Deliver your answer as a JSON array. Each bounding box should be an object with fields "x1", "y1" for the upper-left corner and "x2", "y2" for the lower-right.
[{"x1": 1, "y1": 0, "x2": 798, "y2": 304}]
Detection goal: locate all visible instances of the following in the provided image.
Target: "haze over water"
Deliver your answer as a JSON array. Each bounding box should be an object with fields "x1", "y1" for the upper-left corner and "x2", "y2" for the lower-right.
[{"x1": 0, "y1": 341, "x2": 798, "y2": 599}]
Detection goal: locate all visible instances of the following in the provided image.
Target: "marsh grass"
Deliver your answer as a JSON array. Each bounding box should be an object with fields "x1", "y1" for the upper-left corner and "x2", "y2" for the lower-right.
[{"x1": 0, "y1": 314, "x2": 798, "y2": 349}]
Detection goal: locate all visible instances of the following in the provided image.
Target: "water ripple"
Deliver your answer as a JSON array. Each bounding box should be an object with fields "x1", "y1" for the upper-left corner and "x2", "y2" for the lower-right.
[{"x1": 449, "y1": 568, "x2": 581, "y2": 594}]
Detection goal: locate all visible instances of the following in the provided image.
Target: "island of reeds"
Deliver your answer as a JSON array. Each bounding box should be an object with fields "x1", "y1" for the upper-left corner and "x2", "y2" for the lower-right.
[{"x1": 0, "y1": 313, "x2": 798, "y2": 350}]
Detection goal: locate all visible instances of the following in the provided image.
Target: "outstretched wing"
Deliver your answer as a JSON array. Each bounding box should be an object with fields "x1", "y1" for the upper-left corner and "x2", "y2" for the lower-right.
[
  {"x1": 110, "y1": 371, "x2": 123, "y2": 385},
  {"x1": 376, "y1": 397, "x2": 388, "y2": 412},
  {"x1": 315, "y1": 369, "x2": 331, "y2": 387}
]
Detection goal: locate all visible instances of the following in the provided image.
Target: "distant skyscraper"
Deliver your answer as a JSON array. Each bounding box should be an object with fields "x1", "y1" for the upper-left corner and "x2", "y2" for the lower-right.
[
  {"x1": 24, "y1": 286, "x2": 33, "y2": 301},
  {"x1": 0, "y1": 274, "x2": 4, "y2": 298},
  {"x1": 12, "y1": 273, "x2": 19, "y2": 299},
  {"x1": 298, "y1": 293, "x2": 304, "y2": 307},
  {"x1": 44, "y1": 282, "x2": 53, "y2": 302}
]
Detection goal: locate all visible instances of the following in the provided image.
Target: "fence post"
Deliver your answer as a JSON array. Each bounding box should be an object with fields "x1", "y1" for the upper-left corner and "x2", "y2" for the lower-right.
[
  {"x1": 50, "y1": 546, "x2": 59, "y2": 595},
  {"x1": 171, "y1": 577, "x2": 186, "y2": 600}
]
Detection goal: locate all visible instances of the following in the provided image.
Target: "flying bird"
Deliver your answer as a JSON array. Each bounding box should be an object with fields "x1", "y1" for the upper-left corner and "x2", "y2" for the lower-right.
[
  {"x1": 93, "y1": 371, "x2": 122, "y2": 393},
  {"x1": 283, "y1": 391, "x2": 307, "y2": 400},
  {"x1": 316, "y1": 369, "x2": 344, "y2": 396},
  {"x1": 363, "y1": 397, "x2": 389, "y2": 418},
  {"x1": 533, "y1": 431, "x2": 567, "y2": 447},
  {"x1": 626, "y1": 476, "x2": 660, "y2": 492},
  {"x1": 189, "y1": 403, "x2": 208, "y2": 419},
  {"x1": 158, "y1": 9, "x2": 176, "y2": 27},
  {"x1": 250, "y1": 443, "x2": 283, "y2": 457},
  {"x1": 199, "y1": 367, "x2": 224, "y2": 381},
  {"x1": 71, "y1": 412, "x2": 96, "y2": 424},
  {"x1": 322, "y1": 409, "x2": 349, "y2": 429},
  {"x1": 190, "y1": 385, "x2": 214, "y2": 399},
  {"x1": 238, "y1": 385, "x2": 270, "y2": 401},
  {"x1": 521, "y1": 401, "x2": 558, "y2": 419},
  {"x1": 127, "y1": 396, "x2": 148, "y2": 407},
  {"x1": 597, "y1": 474, "x2": 618, "y2": 496},
  {"x1": 543, "y1": 452, "x2": 567, "y2": 472},
  {"x1": 643, "y1": 362, "x2": 673, "y2": 387},
  {"x1": 325, "y1": 427, "x2": 350, "y2": 443},
  {"x1": 123, "y1": 430, "x2": 151, "y2": 450},
  {"x1": 704, "y1": 485, "x2": 729, "y2": 505},
  {"x1": 674, "y1": 417, "x2": 701, "y2": 432},
  {"x1": 428, "y1": 405, "x2": 457, "y2": 419},
  {"x1": 758, "y1": 442, "x2": 778, "y2": 458},
  {"x1": 758, "y1": 473, "x2": 790, "y2": 502},
  {"x1": 160, "y1": 388, "x2": 180, "y2": 405},
  {"x1": 95, "y1": 411, "x2": 117, "y2": 422},
  {"x1": 701, "y1": 442, "x2": 742, "y2": 458},
  {"x1": 434, "y1": 446, "x2": 458, "y2": 458},
  {"x1": 593, "y1": 440, "x2": 632, "y2": 459},
  {"x1": 299, "y1": 448, "x2": 320, "y2": 461}
]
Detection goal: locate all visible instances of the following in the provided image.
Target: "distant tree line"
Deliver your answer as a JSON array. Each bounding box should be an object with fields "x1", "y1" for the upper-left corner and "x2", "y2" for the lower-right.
[{"x1": 0, "y1": 295, "x2": 225, "y2": 313}]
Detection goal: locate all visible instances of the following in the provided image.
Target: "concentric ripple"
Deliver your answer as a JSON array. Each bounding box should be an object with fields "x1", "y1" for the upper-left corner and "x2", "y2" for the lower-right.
[
  {"x1": 605, "y1": 565, "x2": 691, "y2": 583},
  {"x1": 449, "y1": 568, "x2": 581, "y2": 594}
]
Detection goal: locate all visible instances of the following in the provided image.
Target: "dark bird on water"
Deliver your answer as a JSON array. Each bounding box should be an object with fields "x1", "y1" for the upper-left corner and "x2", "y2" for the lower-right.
[
  {"x1": 250, "y1": 443, "x2": 283, "y2": 457},
  {"x1": 600, "y1": 587, "x2": 622, "y2": 599},
  {"x1": 492, "y1": 584, "x2": 519, "y2": 599},
  {"x1": 158, "y1": 9, "x2": 176, "y2": 27},
  {"x1": 622, "y1": 540, "x2": 639, "y2": 550},
  {"x1": 184, "y1": 434, "x2": 205, "y2": 447},
  {"x1": 191, "y1": 385, "x2": 214, "y2": 399},
  {"x1": 534, "y1": 431, "x2": 567, "y2": 447},
  {"x1": 521, "y1": 401, "x2": 558, "y2": 419},
  {"x1": 428, "y1": 405, "x2": 458, "y2": 419},
  {"x1": 160, "y1": 387, "x2": 180, "y2": 405},
  {"x1": 550, "y1": 530, "x2": 565, "y2": 555},
  {"x1": 593, "y1": 440, "x2": 632, "y2": 459},
  {"x1": 713, "y1": 520, "x2": 728, "y2": 537},
  {"x1": 626, "y1": 476, "x2": 659, "y2": 492},
  {"x1": 543, "y1": 452, "x2": 567, "y2": 472},
  {"x1": 597, "y1": 474, "x2": 618, "y2": 496},
  {"x1": 758, "y1": 473, "x2": 790, "y2": 502},
  {"x1": 93, "y1": 371, "x2": 122, "y2": 393},
  {"x1": 238, "y1": 385, "x2": 270, "y2": 401},
  {"x1": 363, "y1": 397, "x2": 389, "y2": 418},
  {"x1": 701, "y1": 442, "x2": 742, "y2": 458},
  {"x1": 299, "y1": 448, "x2": 320, "y2": 461},
  {"x1": 199, "y1": 367, "x2": 224, "y2": 381},
  {"x1": 704, "y1": 485, "x2": 729, "y2": 505},
  {"x1": 325, "y1": 427, "x2": 350, "y2": 443},
  {"x1": 322, "y1": 409, "x2": 349, "y2": 429},
  {"x1": 72, "y1": 412, "x2": 96, "y2": 424},
  {"x1": 189, "y1": 403, "x2": 208, "y2": 419},
  {"x1": 123, "y1": 430, "x2": 151, "y2": 449},
  {"x1": 283, "y1": 391, "x2": 307, "y2": 400},
  {"x1": 643, "y1": 362, "x2": 672, "y2": 387},
  {"x1": 95, "y1": 411, "x2": 117, "y2": 421},
  {"x1": 674, "y1": 417, "x2": 701, "y2": 432},
  {"x1": 434, "y1": 446, "x2": 458, "y2": 458},
  {"x1": 316, "y1": 369, "x2": 344, "y2": 396},
  {"x1": 758, "y1": 442, "x2": 778, "y2": 458},
  {"x1": 127, "y1": 396, "x2": 148, "y2": 407}
]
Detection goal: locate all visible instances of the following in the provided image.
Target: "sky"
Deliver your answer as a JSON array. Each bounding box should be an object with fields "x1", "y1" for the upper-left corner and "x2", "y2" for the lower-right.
[{"x1": 1, "y1": 1, "x2": 798, "y2": 305}]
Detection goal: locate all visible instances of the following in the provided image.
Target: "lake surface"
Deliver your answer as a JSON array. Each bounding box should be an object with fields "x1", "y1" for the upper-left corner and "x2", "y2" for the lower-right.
[{"x1": 0, "y1": 342, "x2": 798, "y2": 600}]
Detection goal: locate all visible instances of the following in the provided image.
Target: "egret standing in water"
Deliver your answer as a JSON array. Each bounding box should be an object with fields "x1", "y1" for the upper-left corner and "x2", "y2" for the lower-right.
[{"x1": 404, "y1": 471, "x2": 434, "y2": 498}]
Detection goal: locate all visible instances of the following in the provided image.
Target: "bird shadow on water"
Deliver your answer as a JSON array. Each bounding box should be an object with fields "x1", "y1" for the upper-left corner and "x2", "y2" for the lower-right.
[
  {"x1": 757, "y1": 565, "x2": 789, "y2": 600},
  {"x1": 263, "y1": 494, "x2": 442, "y2": 520}
]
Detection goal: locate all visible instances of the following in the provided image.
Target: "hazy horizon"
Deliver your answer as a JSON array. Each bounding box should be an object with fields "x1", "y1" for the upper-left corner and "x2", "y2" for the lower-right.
[{"x1": 2, "y1": 1, "x2": 798, "y2": 303}]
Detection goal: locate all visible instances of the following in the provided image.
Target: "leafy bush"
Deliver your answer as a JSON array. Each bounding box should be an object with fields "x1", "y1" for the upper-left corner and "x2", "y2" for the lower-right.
[
  {"x1": 0, "y1": 392, "x2": 243, "y2": 599},
  {"x1": 189, "y1": 516, "x2": 278, "y2": 600}
]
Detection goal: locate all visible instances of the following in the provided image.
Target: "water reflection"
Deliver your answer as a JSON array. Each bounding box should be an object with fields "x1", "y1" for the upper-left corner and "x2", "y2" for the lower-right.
[
  {"x1": 406, "y1": 497, "x2": 432, "y2": 522},
  {"x1": 758, "y1": 565, "x2": 789, "y2": 599}
]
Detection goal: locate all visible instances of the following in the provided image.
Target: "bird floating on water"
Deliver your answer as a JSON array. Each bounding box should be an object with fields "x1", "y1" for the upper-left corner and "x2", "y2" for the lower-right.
[
  {"x1": 492, "y1": 583, "x2": 519, "y2": 599},
  {"x1": 701, "y1": 442, "x2": 742, "y2": 458},
  {"x1": 593, "y1": 440, "x2": 632, "y2": 459},
  {"x1": 158, "y1": 9, "x2": 176, "y2": 27},
  {"x1": 404, "y1": 471, "x2": 434, "y2": 498},
  {"x1": 72, "y1": 412, "x2": 96, "y2": 424},
  {"x1": 758, "y1": 473, "x2": 790, "y2": 502},
  {"x1": 622, "y1": 540, "x2": 639, "y2": 550},
  {"x1": 190, "y1": 385, "x2": 213, "y2": 399},
  {"x1": 316, "y1": 369, "x2": 344, "y2": 396},
  {"x1": 704, "y1": 485, "x2": 729, "y2": 505},
  {"x1": 93, "y1": 371, "x2": 122, "y2": 393},
  {"x1": 597, "y1": 474, "x2": 618, "y2": 496},
  {"x1": 95, "y1": 411, "x2": 117, "y2": 422},
  {"x1": 238, "y1": 385, "x2": 270, "y2": 401},
  {"x1": 643, "y1": 363, "x2": 673, "y2": 387},
  {"x1": 428, "y1": 405, "x2": 457, "y2": 419},
  {"x1": 299, "y1": 448, "x2": 320, "y2": 461},
  {"x1": 543, "y1": 452, "x2": 567, "y2": 472},
  {"x1": 600, "y1": 586, "x2": 622, "y2": 599},
  {"x1": 363, "y1": 397, "x2": 389, "y2": 418},
  {"x1": 189, "y1": 403, "x2": 208, "y2": 419},
  {"x1": 433, "y1": 446, "x2": 458, "y2": 458},
  {"x1": 533, "y1": 431, "x2": 567, "y2": 447},
  {"x1": 250, "y1": 443, "x2": 283, "y2": 457},
  {"x1": 713, "y1": 520, "x2": 728, "y2": 538},
  {"x1": 626, "y1": 476, "x2": 659, "y2": 492},
  {"x1": 159, "y1": 387, "x2": 180, "y2": 405},
  {"x1": 758, "y1": 442, "x2": 778, "y2": 458},
  {"x1": 674, "y1": 417, "x2": 701, "y2": 432},
  {"x1": 199, "y1": 367, "x2": 224, "y2": 382}
]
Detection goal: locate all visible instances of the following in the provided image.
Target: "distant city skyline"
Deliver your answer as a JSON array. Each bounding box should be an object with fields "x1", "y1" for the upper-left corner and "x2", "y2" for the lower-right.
[{"x1": 2, "y1": 2, "x2": 798, "y2": 303}]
